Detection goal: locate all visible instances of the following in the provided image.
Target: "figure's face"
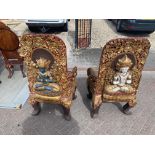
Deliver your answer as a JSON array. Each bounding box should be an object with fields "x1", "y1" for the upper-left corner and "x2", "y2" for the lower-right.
[
  {"x1": 120, "y1": 67, "x2": 129, "y2": 73},
  {"x1": 39, "y1": 67, "x2": 46, "y2": 73}
]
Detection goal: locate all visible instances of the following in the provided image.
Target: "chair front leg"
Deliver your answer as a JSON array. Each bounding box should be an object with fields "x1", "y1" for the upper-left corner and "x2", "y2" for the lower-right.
[
  {"x1": 29, "y1": 94, "x2": 41, "y2": 116},
  {"x1": 62, "y1": 105, "x2": 71, "y2": 121},
  {"x1": 122, "y1": 99, "x2": 137, "y2": 115},
  {"x1": 87, "y1": 85, "x2": 92, "y2": 99},
  {"x1": 31, "y1": 102, "x2": 41, "y2": 116},
  {"x1": 20, "y1": 63, "x2": 26, "y2": 78},
  {"x1": 72, "y1": 86, "x2": 77, "y2": 100},
  {"x1": 5, "y1": 63, "x2": 14, "y2": 78},
  {"x1": 91, "y1": 94, "x2": 102, "y2": 118}
]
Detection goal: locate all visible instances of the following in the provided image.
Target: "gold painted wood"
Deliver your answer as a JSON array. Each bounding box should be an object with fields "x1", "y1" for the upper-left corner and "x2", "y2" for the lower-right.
[
  {"x1": 19, "y1": 34, "x2": 77, "y2": 111},
  {"x1": 87, "y1": 38, "x2": 150, "y2": 115}
]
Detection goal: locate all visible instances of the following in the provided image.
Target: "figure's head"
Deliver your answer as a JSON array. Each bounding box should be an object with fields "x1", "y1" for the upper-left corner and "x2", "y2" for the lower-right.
[
  {"x1": 36, "y1": 57, "x2": 51, "y2": 69},
  {"x1": 116, "y1": 55, "x2": 133, "y2": 71},
  {"x1": 119, "y1": 67, "x2": 129, "y2": 73},
  {"x1": 39, "y1": 67, "x2": 46, "y2": 73}
]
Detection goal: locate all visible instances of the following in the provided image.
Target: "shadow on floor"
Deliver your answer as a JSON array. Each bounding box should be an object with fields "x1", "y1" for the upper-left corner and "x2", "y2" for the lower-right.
[
  {"x1": 77, "y1": 76, "x2": 92, "y2": 112},
  {"x1": 22, "y1": 104, "x2": 80, "y2": 135},
  {"x1": 111, "y1": 102, "x2": 124, "y2": 112}
]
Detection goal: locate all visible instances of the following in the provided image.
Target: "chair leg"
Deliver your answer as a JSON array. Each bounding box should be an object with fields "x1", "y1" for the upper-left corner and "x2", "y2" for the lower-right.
[
  {"x1": 62, "y1": 106, "x2": 71, "y2": 121},
  {"x1": 122, "y1": 99, "x2": 137, "y2": 115},
  {"x1": 6, "y1": 64, "x2": 14, "y2": 78},
  {"x1": 31, "y1": 102, "x2": 41, "y2": 116},
  {"x1": 72, "y1": 87, "x2": 77, "y2": 100},
  {"x1": 87, "y1": 86, "x2": 92, "y2": 99},
  {"x1": 122, "y1": 103, "x2": 132, "y2": 115},
  {"x1": 122, "y1": 102, "x2": 134, "y2": 115},
  {"x1": 20, "y1": 64, "x2": 26, "y2": 78},
  {"x1": 90, "y1": 105, "x2": 101, "y2": 118},
  {"x1": 90, "y1": 94, "x2": 102, "y2": 118}
]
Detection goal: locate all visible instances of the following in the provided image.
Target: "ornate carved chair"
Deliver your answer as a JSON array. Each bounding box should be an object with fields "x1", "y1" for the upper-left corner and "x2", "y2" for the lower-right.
[
  {"x1": 87, "y1": 38, "x2": 150, "y2": 117},
  {"x1": 19, "y1": 34, "x2": 77, "y2": 120},
  {"x1": 0, "y1": 25, "x2": 26, "y2": 78}
]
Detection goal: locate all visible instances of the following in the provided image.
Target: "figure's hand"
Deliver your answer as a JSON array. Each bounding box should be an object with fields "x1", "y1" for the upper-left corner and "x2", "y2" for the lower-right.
[
  {"x1": 113, "y1": 76, "x2": 119, "y2": 85},
  {"x1": 126, "y1": 80, "x2": 132, "y2": 84},
  {"x1": 113, "y1": 81, "x2": 119, "y2": 85},
  {"x1": 121, "y1": 87, "x2": 129, "y2": 92},
  {"x1": 46, "y1": 71, "x2": 51, "y2": 77}
]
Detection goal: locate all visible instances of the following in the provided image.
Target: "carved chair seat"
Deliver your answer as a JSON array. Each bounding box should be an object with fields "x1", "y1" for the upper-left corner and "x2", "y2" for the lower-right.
[
  {"x1": 87, "y1": 67, "x2": 135, "y2": 100},
  {"x1": 87, "y1": 38, "x2": 150, "y2": 117},
  {"x1": 19, "y1": 34, "x2": 77, "y2": 120},
  {"x1": 32, "y1": 72, "x2": 76, "y2": 105}
]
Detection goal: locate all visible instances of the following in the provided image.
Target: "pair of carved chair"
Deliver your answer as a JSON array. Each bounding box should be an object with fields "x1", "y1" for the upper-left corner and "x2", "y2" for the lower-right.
[
  {"x1": 19, "y1": 34, "x2": 150, "y2": 120},
  {"x1": 0, "y1": 21, "x2": 25, "y2": 78}
]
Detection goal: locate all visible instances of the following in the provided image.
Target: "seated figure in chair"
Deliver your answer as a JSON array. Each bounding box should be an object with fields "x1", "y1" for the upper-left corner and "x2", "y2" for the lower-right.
[
  {"x1": 19, "y1": 34, "x2": 77, "y2": 121},
  {"x1": 87, "y1": 38, "x2": 150, "y2": 118},
  {"x1": 105, "y1": 55, "x2": 135, "y2": 95},
  {"x1": 33, "y1": 57, "x2": 60, "y2": 93}
]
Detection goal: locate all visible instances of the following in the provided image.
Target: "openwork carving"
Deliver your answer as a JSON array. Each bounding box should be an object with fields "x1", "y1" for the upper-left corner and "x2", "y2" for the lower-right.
[
  {"x1": 19, "y1": 34, "x2": 77, "y2": 120},
  {"x1": 87, "y1": 38, "x2": 150, "y2": 117}
]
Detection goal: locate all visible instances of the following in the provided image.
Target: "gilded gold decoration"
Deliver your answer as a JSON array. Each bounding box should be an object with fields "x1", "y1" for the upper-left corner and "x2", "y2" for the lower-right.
[
  {"x1": 104, "y1": 54, "x2": 135, "y2": 95},
  {"x1": 87, "y1": 38, "x2": 150, "y2": 115},
  {"x1": 19, "y1": 34, "x2": 77, "y2": 119}
]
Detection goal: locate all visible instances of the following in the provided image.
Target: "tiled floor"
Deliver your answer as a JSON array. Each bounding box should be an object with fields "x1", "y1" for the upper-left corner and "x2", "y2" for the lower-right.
[{"x1": 0, "y1": 71, "x2": 155, "y2": 135}]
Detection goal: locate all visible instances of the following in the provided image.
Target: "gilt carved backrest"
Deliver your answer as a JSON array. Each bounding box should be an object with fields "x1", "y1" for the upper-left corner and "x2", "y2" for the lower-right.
[
  {"x1": 19, "y1": 34, "x2": 68, "y2": 93},
  {"x1": 95, "y1": 38, "x2": 150, "y2": 96}
]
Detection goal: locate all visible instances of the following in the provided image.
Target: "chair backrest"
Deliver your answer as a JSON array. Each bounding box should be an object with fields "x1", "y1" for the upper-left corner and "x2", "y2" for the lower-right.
[
  {"x1": 0, "y1": 21, "x2": 9, "y2": 29},
  {"x1": 19, "y1": 34, "x2": 68, "y2": 90},
  {"x1": 0, "y1": 28, "x2": 19, "y2": 51},
  {"x1": 96, "y1": 38, "x2": 150, "y2": 95}
]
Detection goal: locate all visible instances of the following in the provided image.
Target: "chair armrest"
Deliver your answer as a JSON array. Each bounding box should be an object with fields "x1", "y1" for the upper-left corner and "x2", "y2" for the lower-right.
[
  {"x1": 67, "y1": 67, "x2": 77, "y2": 79},
  {"x1": 87, "y1": 68, "x2": 98, "y2": 78}
]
